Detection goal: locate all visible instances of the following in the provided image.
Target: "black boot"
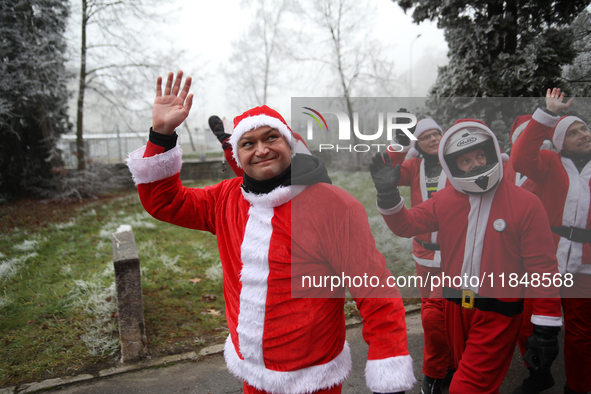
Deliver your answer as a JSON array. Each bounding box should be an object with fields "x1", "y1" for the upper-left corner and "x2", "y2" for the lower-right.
[
  {"x1": 512, "y1": 367, "x2": 555, "y2": 394},
  {"x1": 421, "y1": 375, "x2": 442, "y2": 394},
  {"x1": 441, "y1": 368, "x2": 455, "y2": 388}
]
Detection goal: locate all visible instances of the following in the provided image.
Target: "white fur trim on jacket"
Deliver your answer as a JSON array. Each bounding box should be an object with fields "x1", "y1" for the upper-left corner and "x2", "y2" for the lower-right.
[
  {"x1": 532, "y1": 108, "x2": 560, "y2": 129},
  {"x1": 413, "y1": 252, "x2": 441, "y2": 268},
  {"x1": 556, "y1": 158, "x2": 591, "y2": 275},
  {"x1": 365, "y1": 354, "x2": 416, "y2": 392},
  {"x1": 224, "y1": 335, "x2": 352, "y2": 394},
  {"x1": 126, "y1": 145, "x2": 183, "y2": 186},
  {"x1": 462, "y1": 191, "x2": 497, "y2": 293},
  {"x1": 235, "y1": 186, "x2": 293, "y2": 373},
  {"x1": 236, "y1": 201, "x2": 274, "y2": 365},
  {"x1": 229, "y1": 114, "x2": 295, "y2": 168},
  {"x1": 511, "y1": 121, "x2": 530, "y2": 145},
  {"x1": 531, "y1": 314, "x2": 563, "y2": 327},
  {"x1": 377, "y1": 198, "x2": 406, "y2": 216}
]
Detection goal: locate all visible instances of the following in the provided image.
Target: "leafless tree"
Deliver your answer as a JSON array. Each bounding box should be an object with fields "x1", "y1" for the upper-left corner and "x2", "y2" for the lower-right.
[
  {"x1": 299, "y1": 0, "x2": 401, "y2": 168},
  {"x1": 71, "y1": 0, "x2": 184, "y2": 171},
  {"x1": 225, "y1": 0, "x2": 301, "y2": 111}
]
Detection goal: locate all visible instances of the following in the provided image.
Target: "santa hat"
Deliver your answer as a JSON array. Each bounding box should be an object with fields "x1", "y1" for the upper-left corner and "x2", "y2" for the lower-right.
[
  {"x1": 408, "y1": 118, "x2": 443, "y2": 157},
  {"x1": 551, "y1": 115, "x2": 587, "y2": 152},
  {"x1": 510, "y1": 115, "x2": 532, "y2": 145},
  {"x1": 229, "y1": 105, "x2": 295, "y2": 168}
]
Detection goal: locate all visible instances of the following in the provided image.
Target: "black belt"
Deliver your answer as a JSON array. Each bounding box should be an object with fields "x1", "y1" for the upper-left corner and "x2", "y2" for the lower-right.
[
  {"x1": 443, "y1": 287, "x2": 524, "y2": 317},
  {"x1": 551, "y1": 226, "x2": 591, "y2": 244},
  {"x1": 414, "y1": 238, "x2": 440, "y2": 251}
]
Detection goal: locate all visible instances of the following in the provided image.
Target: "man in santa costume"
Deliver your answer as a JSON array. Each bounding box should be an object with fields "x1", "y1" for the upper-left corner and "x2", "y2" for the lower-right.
[
  {"x1": 126, "y1": 71, "x2": 415, "y2": 394},
  {"x1": 371, "y1": 118, "x2": 563, "y2": 394},
  {"x1": 505, "y1": 114, "x2": 557, "y2": 394},
  {"x1": 511, "y1": 88, "x2": 591, "y2": 394},
  {"x1": 387, "y1": 118, "x2": 454, "y2": 394}
]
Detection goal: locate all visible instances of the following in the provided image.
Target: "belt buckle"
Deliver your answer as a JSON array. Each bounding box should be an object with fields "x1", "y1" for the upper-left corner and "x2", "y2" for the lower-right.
[
  {"x1": 568, "y1": 226, "x2": 575, "y2": 241},
  {"x1": 461, "y1": 289, "x2": 475, "y2": 310}
]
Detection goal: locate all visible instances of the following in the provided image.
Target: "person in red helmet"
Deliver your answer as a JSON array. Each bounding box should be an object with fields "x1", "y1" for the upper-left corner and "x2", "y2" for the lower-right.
[
  {"x1": 127, "y1": 71, "x2": 415, "y2": 394},
  {"x1": 371, "y1": 118, "x2": 562, "y2": 394},
  {"x1": 511, "y1": 88, "x2": 591, "y2": 394},
  {"x1": 388, "y1": 117, "x2": 454, "y2": 394}
]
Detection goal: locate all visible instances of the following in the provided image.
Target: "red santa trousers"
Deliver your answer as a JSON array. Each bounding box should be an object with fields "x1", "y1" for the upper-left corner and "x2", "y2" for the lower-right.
[
  {"x1": 417, "y1": 264, "x2": 454, "y2": 379},
  {"x1": 444, "y1": 299, "x2": 522, "y2": 394},
  {"x1": 562, "y1": 274, "x2": 591, "y2": 393},
  {"x1": 243, "y1": 382, "x2": 342, "y2": 394}
]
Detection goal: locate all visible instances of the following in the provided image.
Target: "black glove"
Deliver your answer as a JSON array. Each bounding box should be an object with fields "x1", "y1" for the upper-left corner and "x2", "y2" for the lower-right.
[
  {"x1": 523, "y1": 324, "x2": 560, "y2": 372},
  {"x1": 208, "y1": 115, "x2": 232, "y2": 146},
  {"x1": 370, "y1": 152, "x2": 401, "y2": 209},
  {"x1": 393, "y1": 129, "x2": 411, "y2": 147},
  {"x1": 395, "y1": 108, "x2": 415, "y2": 144}
]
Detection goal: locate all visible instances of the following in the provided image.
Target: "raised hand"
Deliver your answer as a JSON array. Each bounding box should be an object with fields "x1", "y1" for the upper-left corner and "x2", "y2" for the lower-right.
[
  {"x1": 152, "y1": 70, "x2": 193, "y2": 135},
  {"x1": 545, "y1": 87, "x2": 573, "y2": 115},
  {"x1": 370, "y1": 152, "x2": 402, "y2": 209}
]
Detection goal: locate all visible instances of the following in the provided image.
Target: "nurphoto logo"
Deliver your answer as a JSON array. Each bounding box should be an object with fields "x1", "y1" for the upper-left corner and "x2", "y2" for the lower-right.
[{"x1": 301, "y1": 107, "x2": 418, "y2": 153}]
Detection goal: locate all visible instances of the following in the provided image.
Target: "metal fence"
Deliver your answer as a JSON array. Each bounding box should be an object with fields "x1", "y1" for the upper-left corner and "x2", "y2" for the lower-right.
[{"x1": 58, "y1": 128, "x2": 224, "y2": 168}]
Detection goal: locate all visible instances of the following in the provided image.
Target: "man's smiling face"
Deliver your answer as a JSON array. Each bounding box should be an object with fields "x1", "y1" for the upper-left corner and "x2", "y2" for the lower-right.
[{"x1": 237, "y1": 126, "x2": 292, "y2": 181}]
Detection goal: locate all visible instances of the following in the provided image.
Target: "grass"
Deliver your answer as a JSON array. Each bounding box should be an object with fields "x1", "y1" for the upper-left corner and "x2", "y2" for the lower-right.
[
  {"x1": 0, "y1": 172, "x2": 417, "y2": 388},
  {"x1": 0, "y1": 181, "x2": 227, "y2": 387}
]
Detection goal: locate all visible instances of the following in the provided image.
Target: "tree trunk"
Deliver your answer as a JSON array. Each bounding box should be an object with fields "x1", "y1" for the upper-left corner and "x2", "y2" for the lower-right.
[{"x1": 76, "y1": 0, "x2": 88, "y2": 171}]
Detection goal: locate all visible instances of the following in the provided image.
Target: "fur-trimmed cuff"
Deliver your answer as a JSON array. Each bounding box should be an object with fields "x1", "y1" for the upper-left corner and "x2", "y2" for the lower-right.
[
  {"x1": 126, "y1": 145, "x2": 183, "y2": 185},
  {"x1": 531, "y1": 314, "x2": 563, "y2": 327},
  {"x1": 532, "y1": 108, "x2": 560, "y2": 128},
  {"x1": 377, "y1": 198, "x2": 405, "y2": 216},
  {"x1": 365, "y1": 354, "x2": 416, "y2": 392}
]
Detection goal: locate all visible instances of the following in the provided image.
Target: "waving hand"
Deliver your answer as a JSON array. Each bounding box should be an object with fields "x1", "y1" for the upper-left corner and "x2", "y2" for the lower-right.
[{"x1": 152, "y1": 70, "x2": 193, "y2": 135}]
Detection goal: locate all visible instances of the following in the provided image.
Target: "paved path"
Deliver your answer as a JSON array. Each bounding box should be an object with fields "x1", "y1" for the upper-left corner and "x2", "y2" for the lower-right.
[{"x1": 44, "y1": 311, "x2": 567, "y2": 394}]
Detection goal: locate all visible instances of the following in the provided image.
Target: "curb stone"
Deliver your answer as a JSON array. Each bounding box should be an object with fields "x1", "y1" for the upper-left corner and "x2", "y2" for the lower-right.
[
  {"x1": 4, "y1": 304, "x2": 422, "y2": 393},
  {"x1": 18, "y1": 375, "x2": 94, "y2": 394}
]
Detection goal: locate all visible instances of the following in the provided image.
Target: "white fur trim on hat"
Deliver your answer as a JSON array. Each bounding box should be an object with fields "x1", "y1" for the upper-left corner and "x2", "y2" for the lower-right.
[
  {"x1": 553, "y1": 116, "x2": 586, "y2": 152},
  {"x1": 408, "y1": 119, "x2": 442, "y2": 158},
  {"x1": 229, "y1": 114, "x2": 295, "y2": 168}
]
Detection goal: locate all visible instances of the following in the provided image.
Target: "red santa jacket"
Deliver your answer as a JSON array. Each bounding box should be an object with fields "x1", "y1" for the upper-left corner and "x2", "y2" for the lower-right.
[
  {"x1": 503, "y1": 160, "x2": 536, "y2": 193},
  {"x1": 378, "y1": 177, "x2": 562, "y2": 326},
  {"x1": 388, "y1": 150, "x2": 449, "y2": 267},
  {"x1": 126, "y1": 143, "x2": 415, "y2": 393},
  {"x1": 511, "y1": 108, "x2": 591, "y2": 277}
]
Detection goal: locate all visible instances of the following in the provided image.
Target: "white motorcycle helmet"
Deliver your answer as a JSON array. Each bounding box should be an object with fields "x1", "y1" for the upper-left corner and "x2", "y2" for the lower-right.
[{"x1": 439, "y1": 120, "x2": 503, "y2": 194}]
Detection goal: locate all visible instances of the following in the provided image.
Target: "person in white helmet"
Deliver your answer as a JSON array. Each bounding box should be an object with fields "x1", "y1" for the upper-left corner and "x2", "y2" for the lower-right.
[
  {"x1": 370, "y1": 118, "x2": 562, "y2": 394},
  {"x1": 388, "y1": 116, "x2": 454, "y2": 394},
  {"x1": 511, "y1": 88, "x2": 591, "y2": 394}
]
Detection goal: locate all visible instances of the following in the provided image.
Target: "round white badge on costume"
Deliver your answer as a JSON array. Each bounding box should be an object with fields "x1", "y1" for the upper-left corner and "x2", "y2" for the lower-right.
[{"x1": 493, "y1": 219, "x2": 506, "y2": 232}]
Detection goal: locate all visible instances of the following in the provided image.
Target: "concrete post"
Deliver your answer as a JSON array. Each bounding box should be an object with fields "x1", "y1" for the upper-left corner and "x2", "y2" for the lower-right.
[{"x1": 112, "y1": 226, "x2": 147, "y2": 362}]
